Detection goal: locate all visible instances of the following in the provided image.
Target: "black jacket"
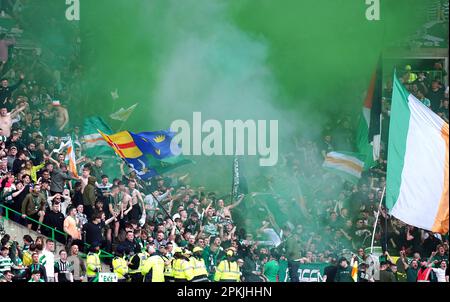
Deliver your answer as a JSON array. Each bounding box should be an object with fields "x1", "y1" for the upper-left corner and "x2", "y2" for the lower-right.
[
  {"x1": 43, "y1": 210, "x2": 65, "y2": 232},
  {"x1": 0, "y1": 79, "x2": 23, "y2": 110}
]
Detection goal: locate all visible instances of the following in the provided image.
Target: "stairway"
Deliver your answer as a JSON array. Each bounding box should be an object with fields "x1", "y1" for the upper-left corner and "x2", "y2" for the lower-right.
[{"x1": 0, "y1": 217, "x2": 111, "y2": 276}]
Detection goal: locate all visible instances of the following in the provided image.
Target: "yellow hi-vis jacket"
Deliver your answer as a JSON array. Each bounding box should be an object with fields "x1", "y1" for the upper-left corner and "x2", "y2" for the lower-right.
[
  {"x1": 190, "y1": 257, "x2": 209, "y2": 281},
  {"x1": 142, "y1": 254, "x2": 165, "y2": 282},
  {"x1": 164, "y1": 257, "x2": 174, "y2": 279},
  {"x1": 129, "y1": 252, "x2": 147, "y2": 275},
  {"x1": 86, "y1": 252, "x2": 101, "y2": 277},
  {"x1": 172, "y1": 258, "x2": 194, "y2": 281},
  {"x1": 112, "y1": 256, "x2": 128, "y2": 280},
  {"x1": 214, "y1": 259, "x2": 240, "y2": 282}
]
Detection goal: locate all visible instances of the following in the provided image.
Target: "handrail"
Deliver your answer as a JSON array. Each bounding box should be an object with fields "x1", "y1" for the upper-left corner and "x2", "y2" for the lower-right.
[
  {"x1": 0, "y1": 204, "x2": 68, "y2": 239},
  {"x1": 0, "y1": 204, "x2": 113, "y2": 259}
]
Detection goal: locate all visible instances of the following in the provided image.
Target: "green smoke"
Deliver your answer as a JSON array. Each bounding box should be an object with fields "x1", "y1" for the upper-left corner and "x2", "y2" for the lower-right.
[{"x1": 78, "y1": 0, "x2": 427, "y2": 195}]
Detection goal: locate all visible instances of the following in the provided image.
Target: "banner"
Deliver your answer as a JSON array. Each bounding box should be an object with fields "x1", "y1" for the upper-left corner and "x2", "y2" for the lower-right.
[{"x1": 297, "y1": 263, "x2": 328, "y2": 282}]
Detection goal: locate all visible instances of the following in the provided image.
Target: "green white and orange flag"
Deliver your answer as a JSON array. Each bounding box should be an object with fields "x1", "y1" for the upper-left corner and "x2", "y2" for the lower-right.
[
  {"x1": 60, "y1": 137, "x2": 78, "y2": 178},
  {"x1": 386, "y1": 74, "x2": 449, "y2": 234},
  {"x1": 351, "y1": 260, "x2": 358, "y2": 282},
  {"x1": 322, "y1": 151, "x2": 364, "y2": 183}
]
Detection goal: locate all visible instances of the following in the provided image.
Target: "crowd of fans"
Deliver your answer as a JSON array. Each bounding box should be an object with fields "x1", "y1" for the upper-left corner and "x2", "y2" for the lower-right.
[{"x1": 0, "y1": 1, "x2": 448, "y2": 283}]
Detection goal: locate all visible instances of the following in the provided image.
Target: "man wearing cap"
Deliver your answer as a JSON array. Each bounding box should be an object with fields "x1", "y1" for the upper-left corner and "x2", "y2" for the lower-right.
[
  {"x1": 172, "y1": 247, "x2": 194, "y2": 282},
  {"x1": 214, "y1": 248, "x2": 240, "y2": 282},
  {"x1": 191, "y1": 247, "x2": 209, "y2": 282}
]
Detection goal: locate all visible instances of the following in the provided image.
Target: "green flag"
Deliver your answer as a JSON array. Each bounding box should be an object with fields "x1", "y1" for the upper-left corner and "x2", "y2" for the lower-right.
[
  {"x1": 81, "y1": 116, "x2": 114, "y2": 157},
  {"x1": 146, "y1": 155, "x2": 193, "y2": 176}
]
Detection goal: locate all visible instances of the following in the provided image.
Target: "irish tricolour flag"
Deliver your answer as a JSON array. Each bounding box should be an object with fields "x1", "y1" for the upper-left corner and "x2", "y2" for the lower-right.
[
  {"x1": 323, "y1": 152, "x2": 364, "y2": 183},
  {"x1": 386, "y1": 74, "x2": 449, "y2": 234}
]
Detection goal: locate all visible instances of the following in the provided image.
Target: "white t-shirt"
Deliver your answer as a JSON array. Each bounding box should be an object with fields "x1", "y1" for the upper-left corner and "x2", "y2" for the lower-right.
[
  {"x1": 432, "y1": 268, "x2": 447, "y2": 282},
  {"x1": 41, "y1": 250, "x2": 55, "y2": 278}
]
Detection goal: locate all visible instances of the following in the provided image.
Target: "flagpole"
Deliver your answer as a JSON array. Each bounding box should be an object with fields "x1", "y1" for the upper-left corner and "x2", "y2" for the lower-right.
[
  {"x1": 115, "y1": 155, "x2": 182, "y2": 234},
  {"x1": 370, "y1": 186, "x2": 386, "y2": 254},
  {"x1": 231, "y1": 157, "x2": 237, "y2": 203},
  {"x1": 116, "y1": 120, "x2": 127, "y2": 132}
]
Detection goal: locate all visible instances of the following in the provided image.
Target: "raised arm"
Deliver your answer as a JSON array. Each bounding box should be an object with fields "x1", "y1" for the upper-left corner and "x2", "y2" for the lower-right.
[
  {"x1": 105, "y1": 213, "x2": 118, "y2": 225},
  {"x1": 227, "y1": 194, "x2": 245, "y2": 210},
  {"x1": 10, "y1": 102, "x2": 28, "y2": 119}
]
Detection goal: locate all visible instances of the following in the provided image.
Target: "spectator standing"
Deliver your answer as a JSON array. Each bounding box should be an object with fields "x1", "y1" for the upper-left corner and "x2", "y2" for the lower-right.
[
  {"x1": 430, "y1": 260, "x2": 448, "y2": 282},
  {"x1": 263, "y1": 250, "x2": 280, "y2": 282},
  {"x1": 379, "y1": 261, "x2": 396, "y2": 282},
  {"x1": 40, "y1": 239, "x2": 55, "y2": 282},
  {"x1": 54, "y1": 250, "x2": 73, "y2": 282},
  {"x1": 0, "y1": 74, "x2": 24, "y2": 111},
  {"x1": 43, "y1": 201, "x2": 65, "y2": 243},
  {"x1": 67, "y1": 244, "x2": 85, "y2": 282},
  {"x1": 417, "y1": 258, "x2": 437, "y2": 282},
  {"x1": 334, "y1": 257, "x2": 354, "y2": 282},
  {"x1": 427, "y1": 80, "x2": 446, "y2": 112},
  {"x1": 27, "y1": 252, "x2": 47, "y2": 281},
  {"x1": 20, "y1": 183, "x2": 46, "y2": 231}
]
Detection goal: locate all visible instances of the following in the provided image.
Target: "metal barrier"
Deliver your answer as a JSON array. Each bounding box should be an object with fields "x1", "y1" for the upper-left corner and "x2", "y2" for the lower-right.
[{"x1": 0, "y1": 204, "x2": 113, "y2": 260}]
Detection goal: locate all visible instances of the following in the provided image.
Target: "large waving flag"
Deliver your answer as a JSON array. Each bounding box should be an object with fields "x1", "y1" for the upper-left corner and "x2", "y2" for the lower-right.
[
  {"x1": 98, "y1": 129, "x2": 191, "y2": 180},
  {"x1": 81, "y1": 116, "x2": 114, "y2": 157},
  {"x1": 53, "y1": 138, "x2": 78, "y2": 177},
  {"x1": 130, "y1": 130, "x2": 181, "y2": 159},
  {"x1": 65, "y1": 137, "x2": 79, "y2": 178},
  {"x1": 323, "y1": 151, "x2": 364, "y2": 183},
  {"x1": 110, "y1": 103, "x2": 138, "y2": 122},
  {"x1": 356, "y1": 58, "x2": 382, "y2": 170},
  {"x1": 386, "y1": 74, "x2": 449, "y2": 234}
]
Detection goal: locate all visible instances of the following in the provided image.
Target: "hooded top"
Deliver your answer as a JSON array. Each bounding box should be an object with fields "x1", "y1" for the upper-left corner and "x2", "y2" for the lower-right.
[{"x1": 83, "y1": 176, "x2": 97, "y2": 208}]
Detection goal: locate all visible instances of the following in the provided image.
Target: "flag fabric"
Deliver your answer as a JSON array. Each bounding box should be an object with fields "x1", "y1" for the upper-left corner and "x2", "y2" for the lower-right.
[
  {"x1": 386, "y1": 74, "x2": 449, "y2": 234},
  {"x1": 111, "y1": 89, "x2": 119, "y2": 100},
  {"x1": 130, "y1": 130, "x2": 181, "y2": 160},
  {"x1": 368, "y1": 58, "x2": 382, "y2": 161},
  {"x1": 109, "y1": 103, "x2": 138, "y2": 122},
  {"x1": 323, "y1": 151, "x2": 364, "y2": 183},
  {"x1": 81, "y1": 116, "x2": 114, "y2": 157},
  {"x1": 356, "y1": 58, "x2": 382, "y2": 170},
  {"x1": 65, "y1": 137, "x2": 78, "y2": 178},
  {"x1": 98, "y1": 130, "x2": 191, "y2": 180},
  {"x1": 231, "y1": 157, "x2": 248, "y2": 200},
  {"x1": 351, "y1": 260, "x2": 358, "y2": 282}
]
